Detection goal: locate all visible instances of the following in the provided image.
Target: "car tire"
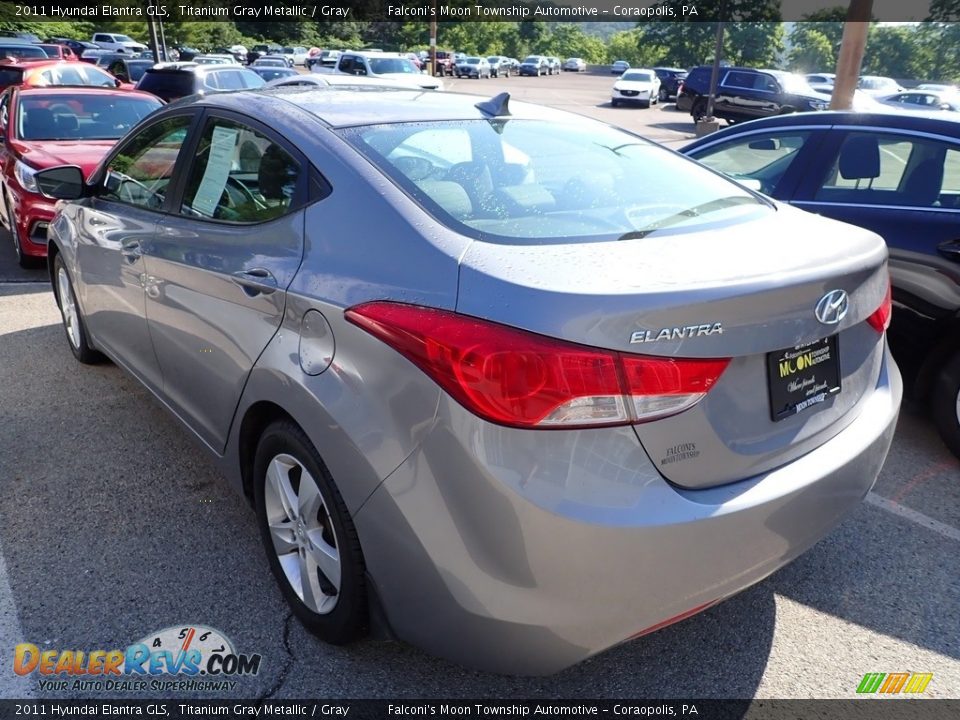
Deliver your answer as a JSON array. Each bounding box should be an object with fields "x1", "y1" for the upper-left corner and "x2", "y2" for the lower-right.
[
  {"x1": 53, "y1": 254, "x2": 102, "y2": 364},
  {"x1": 254, "y1": 420, "x2": 368, "y2": 645},
  {"x1": 932, "y1": 350, "x2": 960, "y2": 459},
  {"x1": 611, "y1": 99, "x2": 619, "y2": 107}
]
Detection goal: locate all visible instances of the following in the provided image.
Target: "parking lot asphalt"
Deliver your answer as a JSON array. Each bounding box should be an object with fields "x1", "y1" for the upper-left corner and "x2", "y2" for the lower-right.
[{"x1": 0, "y1": 71, "x2": 958, "y2": 701}]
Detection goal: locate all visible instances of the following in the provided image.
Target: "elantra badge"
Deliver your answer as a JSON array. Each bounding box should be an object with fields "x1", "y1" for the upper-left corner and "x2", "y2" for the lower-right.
[
  {"x1": 815, "y1": 289, "x2": 849, "y2": 325},
  {"x1": 630, "y1": 323, "x2": 723, "y2": 344}
]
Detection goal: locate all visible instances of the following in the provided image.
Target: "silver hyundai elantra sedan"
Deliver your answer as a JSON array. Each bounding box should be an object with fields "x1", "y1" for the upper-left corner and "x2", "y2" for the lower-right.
[{"x1": 37, "y1": 87, "x2": 901, "y2": 675}]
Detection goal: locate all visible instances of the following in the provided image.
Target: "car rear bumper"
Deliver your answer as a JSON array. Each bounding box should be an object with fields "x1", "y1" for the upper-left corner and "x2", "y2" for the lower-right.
[{"x1": 356, "y1": 345, "x2": 901, "y2": 675}]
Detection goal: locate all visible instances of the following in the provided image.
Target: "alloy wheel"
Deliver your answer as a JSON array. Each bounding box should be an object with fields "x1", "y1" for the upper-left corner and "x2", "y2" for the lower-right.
[
  {"x1": 263, "y1": 453, "x2": 341, "y2": 615},
  {"x1": 57, "y1": 267, "x2": 81, "y2": 350}
]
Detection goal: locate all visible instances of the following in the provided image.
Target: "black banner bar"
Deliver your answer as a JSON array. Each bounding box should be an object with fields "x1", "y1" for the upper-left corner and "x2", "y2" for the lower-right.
[
  {"x1": 0, "y1": 700, "x2": 958, "y2": 720},
  {"x1": 0, "y1": 1, "x2": 950, "y2": 24}
]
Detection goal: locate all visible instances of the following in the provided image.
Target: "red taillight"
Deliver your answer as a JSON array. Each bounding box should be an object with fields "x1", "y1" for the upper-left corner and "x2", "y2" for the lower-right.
[
  {"x1": 345, "y1": 302, "x2": 730, "y2": 429},
  {"x1": 866, "y1": 281, "x2": 892, "y2": 333}
]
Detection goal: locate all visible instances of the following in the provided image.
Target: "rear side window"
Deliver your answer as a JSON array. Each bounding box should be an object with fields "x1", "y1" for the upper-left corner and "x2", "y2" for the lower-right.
[
  {"x1": 343, "y1": 119, "x2": 767, "y2": 243},
  {"x1": 180, "y1": 117, "x2": 302, "y2": 223},
  {"x1": 815, "y1": 132, "x2": 954, "y2": 208},
  {"x1": 0, "y1": 68, "x2": 24, "y2": 87}
]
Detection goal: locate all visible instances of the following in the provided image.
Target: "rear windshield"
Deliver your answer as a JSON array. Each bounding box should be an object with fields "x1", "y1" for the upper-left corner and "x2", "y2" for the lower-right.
[
  {"x1": 137, "y1": 71, "x2": 195, "y2": 99},
  {"x1": 0, "y1": 44, "x2": 47, "y2": 60},
  {"x1": 341, "y1": 119, "x2": 768, "y2": 244},
  {"x1": 18, "y1": 93, "x2": 162, "y2": 140}
]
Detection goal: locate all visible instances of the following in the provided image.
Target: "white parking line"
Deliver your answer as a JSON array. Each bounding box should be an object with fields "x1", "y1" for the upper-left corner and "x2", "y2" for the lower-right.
[
  {"x1": 0, "y1": 542, "x2": 34, "y2": 698},
  {"x1": 866, "y1": 491, "x2": 960, "y2": 543}
]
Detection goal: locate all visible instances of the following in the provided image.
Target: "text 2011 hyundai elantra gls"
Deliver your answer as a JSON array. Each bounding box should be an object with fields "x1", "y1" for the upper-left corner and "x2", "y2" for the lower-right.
[{"x1": 36, "y1": 87, "x2": 901, "y2": 675}]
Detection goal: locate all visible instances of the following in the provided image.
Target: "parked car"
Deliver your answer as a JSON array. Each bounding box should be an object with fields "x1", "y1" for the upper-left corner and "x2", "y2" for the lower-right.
[
  {"x1": 44, "y1": 38, "x2": 103, "y2": 61},
  {"x1": 0, "y1": 31, "x2": 41, "y2": 43},
  {"x1": 324, "y1": 52, "x2": 443, "y2": 91},
  {"x1": 0, "y1": 60, "x2": 132, "y2": 93},
  {"x1": 431, "y1": 50, "x2": 456, "y2": 77},
  {"x1": 174, "y1": 45, "x2": 201, "y2": 62},
  {"x1": 611, "y1": 69, "x2": 661, "y2": 108},
  {"x1": 611, "y1": 60, "x2": 631, "y2": 75},
  {"x1": 880, "y1": 90, "x2": 960, "y2": 112},
  {"x1": 306, "y1": 49, "x2": 341, "y2": 71},
  {"x1": 0, "y1": 43, "x2": 49, "y2": 62},
  {"x1": 805, "y1": 73, "x2": 836, "y2": 87},
  {"x1": 563, "y1": 57, "x2": 587, "y2": 72},
  {"x1": 518, "y1": 55, "x2": 548, "y2": 77},
  {"x1": 682, "y1": 110, "x2": 960, "y2": 455},
  {"x1": 0, "y1": 86, "x2": 162, "y2": 266},
  {"x1": 193, "y1": 55, "x2": 236, "y2": 66},
  {"x1": 247, "y1": 44, "x2": 282, "y2": 66},
  {"x1": 455, "y1": 57, "x2": 491, "y2": 79},
  {"x1": 37, "y1": 44, "x2": 80, "y2": 62},
  {"x1": 95, "y1": 52, "x2": 138, "y2": 69},
  {"x1": 858, "y1": 75, "x2": 904, "y2": 97},
  {"x1": 653, "y1": 67, "x2": 688, "y2": 102},
  {"x1": 281, "y1": 47, "x2": 309, "y2": 67},
  {"x1": 251, "y1": 57, "x2": 289, "y2": 69},
  {"x1": 679, "y1": 66, "x2": 829, "y2": 123},
  {"x1": 265, "y1": 74, "x2": 415, "y2": 90},
  {"x1": 250, "y1": 66, "x2": 299, "y2": 83},
  {"x1": 105, "y1": 58, "x2": 155, "y2": 84},
  {"x1": 135, "y1": 63, "x2": 265, "y2": 102},
  {"x1": 545, "y1": 57, "x2": 562, "y2": 75},
  {"x1": 916, "y1": 83, "x2": 960, "y2": 93},
  {"x1": 91, "y1": 32, "x2": 147, "y2": 55},
  {"x1": 38, "y1": 87, "x2": 899, "y2": 676},
  {"x1": 486, "y1": 56, "x2": 506, "y2": 78}
]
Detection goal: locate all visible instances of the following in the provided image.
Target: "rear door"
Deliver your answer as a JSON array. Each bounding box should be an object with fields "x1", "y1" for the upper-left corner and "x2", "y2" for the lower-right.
[{"x1": 143, "y1": 110, "x2": 310, "y2": 451}]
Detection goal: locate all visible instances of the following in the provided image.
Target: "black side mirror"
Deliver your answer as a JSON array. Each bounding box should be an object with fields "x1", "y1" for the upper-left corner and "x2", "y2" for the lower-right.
[{"x1": 35, "y1": 165, "x2": 85, "y2": 200}]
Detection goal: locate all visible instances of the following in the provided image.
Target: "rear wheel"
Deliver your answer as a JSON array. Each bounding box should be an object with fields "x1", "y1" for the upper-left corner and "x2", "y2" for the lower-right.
[
  {"x1": 254, "y1": 421, "x2": 368, "y2": 644},
  {"x1": 932, "y1": 350, "x2": 960, "y2": 459}
]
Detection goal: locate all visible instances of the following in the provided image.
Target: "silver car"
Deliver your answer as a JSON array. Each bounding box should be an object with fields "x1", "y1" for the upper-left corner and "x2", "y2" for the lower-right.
[{"x1": 38, "y1": 87, "x2": 901, "y2": 675}]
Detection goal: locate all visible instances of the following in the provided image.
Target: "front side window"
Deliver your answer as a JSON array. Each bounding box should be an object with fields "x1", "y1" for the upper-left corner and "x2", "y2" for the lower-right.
[
  {"x1": 690, "y1": 131, "x2": 814, "y2": 195},
  {"x1": 180, "y1": 117, "x2": 301, "y2": 223},
  {"x1": 342, "y1": 119, "x2": 767, "y2": 243},
  {"x1": 101, "y1": 115, "x2": 192, "y2": 210}
]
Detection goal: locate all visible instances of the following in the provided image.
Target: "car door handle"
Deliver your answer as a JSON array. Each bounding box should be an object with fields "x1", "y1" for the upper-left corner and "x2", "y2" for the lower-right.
[
  {"x1": 120, "y1": 240, "x2": 142, "y2": 259},
  {"x1": 232, "y1": 268, "x2": 278, "y2": 295},
  {"x1": 937, "y1": 239, "x2": 960, "y2": 262}
]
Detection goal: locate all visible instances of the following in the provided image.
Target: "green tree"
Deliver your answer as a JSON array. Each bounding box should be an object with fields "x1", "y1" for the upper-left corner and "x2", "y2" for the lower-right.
[
  {"x1": 607, "y1": 29, "x2": 665, "y2": 67},
  {"x1": 862, "y1": 25, "x2": 931, "y2": 79},
  {"x1": 788, "y1": 28, "x2": 834, "y2": 72}
]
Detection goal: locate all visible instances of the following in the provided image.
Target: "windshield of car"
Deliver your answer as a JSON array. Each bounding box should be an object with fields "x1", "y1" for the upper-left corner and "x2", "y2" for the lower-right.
[
  {"x1": 523, "y1": 57, "x2": 540, "y2": 64},
  {"x1": 622, "y1": 72, "x2": 653, "y2": 82},
  {"x1": 860, "y1": 77, "x2": 892, "y2": 90},
  {"x1": 114, "y1": 35, "x2": 135, "y2": 44},
  {"x1": 255, "y1": 68, "x2": 295, "y2": 81},
  {"x1": 368, "y1": 58, "x2": 418, "y2": 74},
  {"x1": 487, "y1": 57, "x2": 499, "y2": 63},
  {"x1": 466, "y1": 58, "x2": 480, "y2": 65},
  {"x1": 341, "y1": 119, "x2": 768, "y2": 244},
  {"x1": 18, "y1": 94, "x2": 161, "y2": 140}
]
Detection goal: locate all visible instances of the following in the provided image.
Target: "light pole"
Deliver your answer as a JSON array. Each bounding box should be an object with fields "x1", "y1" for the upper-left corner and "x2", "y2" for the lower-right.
[
  {"x1": 430, "y1": 1, "x2": 438, "y2": 76},
  {"x1": 831, "y1": 0, "x2": 874, "y2": 110}
]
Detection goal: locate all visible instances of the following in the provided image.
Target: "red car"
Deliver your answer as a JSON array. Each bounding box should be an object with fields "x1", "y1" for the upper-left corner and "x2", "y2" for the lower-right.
[
  {"x1": 0, "y1": 86, "x2": 162, "y2": 266},
  {"x1": 0, "y1": 59, "x2": 134, "y2": 94},
  {"x1": 38, "y1": 44, "x2": 80, "y2": 62}
]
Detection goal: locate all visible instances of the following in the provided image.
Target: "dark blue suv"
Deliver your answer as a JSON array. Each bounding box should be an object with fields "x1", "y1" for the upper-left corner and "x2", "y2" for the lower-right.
[
  {"x1": 678, "y1": 66, "x2": 829, "y2": 123},
  {"x1": 683, "y1": 110, "x2": 960, "y2": 457}
]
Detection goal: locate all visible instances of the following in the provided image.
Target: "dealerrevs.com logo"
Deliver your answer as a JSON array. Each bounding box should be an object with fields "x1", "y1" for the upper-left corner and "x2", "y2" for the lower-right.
[{"x1": 13, "y1": 625, "x2": 261, "y2": 693}]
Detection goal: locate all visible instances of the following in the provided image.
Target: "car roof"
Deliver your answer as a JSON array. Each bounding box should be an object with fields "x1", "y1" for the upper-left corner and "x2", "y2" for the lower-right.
[
  {"x1": 684, "y1": 110, "x2": 960, "y2": 148},
  {"x1": 188, "y1": 87, "x2": 592, "y2": 129}
]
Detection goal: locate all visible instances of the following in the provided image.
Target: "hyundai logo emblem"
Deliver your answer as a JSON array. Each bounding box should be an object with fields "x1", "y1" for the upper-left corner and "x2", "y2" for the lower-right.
[{"x1": 815, "y1": 289, "x2": 849, "y2": 325}]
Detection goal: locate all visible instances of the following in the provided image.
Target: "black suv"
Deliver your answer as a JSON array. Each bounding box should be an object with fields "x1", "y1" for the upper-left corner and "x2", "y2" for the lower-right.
[
  {"x1": 678, "y1": 66, "x2": 829, "y2": 123},
  {"x1": 653, "y1": 67, "x2": 687, "y2": 102},
  {"x1": 135, "y1": 63, "x2": 265, "y2": 102}
]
